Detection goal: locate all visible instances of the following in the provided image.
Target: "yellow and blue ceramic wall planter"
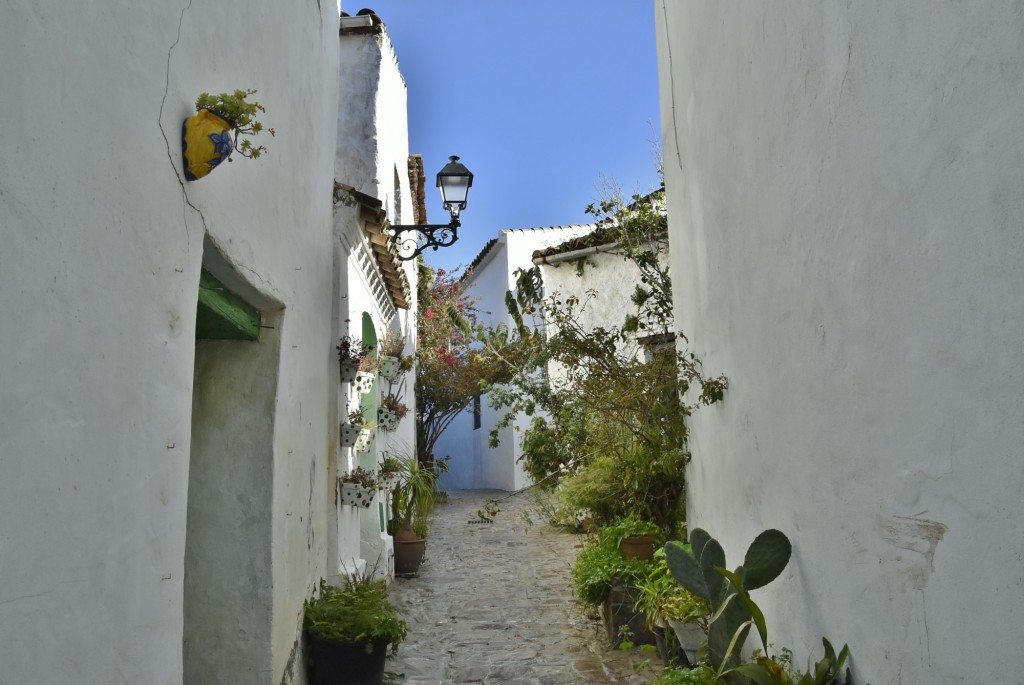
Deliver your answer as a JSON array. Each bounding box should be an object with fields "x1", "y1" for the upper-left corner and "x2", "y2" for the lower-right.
[{"x1": 182, "y1": 109, "x2": 235, "y2": 181}]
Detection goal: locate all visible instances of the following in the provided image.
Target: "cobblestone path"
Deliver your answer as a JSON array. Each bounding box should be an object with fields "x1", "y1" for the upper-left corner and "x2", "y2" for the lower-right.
[{"x1": 386, "y1": 490, "x2": 661, "y2": 684}]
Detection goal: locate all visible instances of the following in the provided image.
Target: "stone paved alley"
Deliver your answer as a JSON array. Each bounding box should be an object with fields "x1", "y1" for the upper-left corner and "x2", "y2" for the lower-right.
[{"x1": 385, "y1": 490, "x2": 661, "y2": 685}]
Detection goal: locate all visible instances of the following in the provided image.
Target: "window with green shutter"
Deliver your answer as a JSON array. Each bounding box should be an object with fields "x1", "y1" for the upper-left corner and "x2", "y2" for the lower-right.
[{"x1": 195, "y1": 270, "x2": 261, "y2": 341}]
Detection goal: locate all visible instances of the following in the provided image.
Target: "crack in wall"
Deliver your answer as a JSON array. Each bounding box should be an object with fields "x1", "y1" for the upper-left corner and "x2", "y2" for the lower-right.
[
  {"x1": 660, "y1": 0, "x2": 683, "y2": 174},
  {"x1": 158, "y1": 0, "x2": 207, "y2": 254}
]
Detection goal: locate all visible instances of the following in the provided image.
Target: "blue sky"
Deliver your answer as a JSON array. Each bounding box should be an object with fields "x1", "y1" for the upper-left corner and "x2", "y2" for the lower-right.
[{"x1": 357, "y1": 1, "x2": 663, "y2": 272}]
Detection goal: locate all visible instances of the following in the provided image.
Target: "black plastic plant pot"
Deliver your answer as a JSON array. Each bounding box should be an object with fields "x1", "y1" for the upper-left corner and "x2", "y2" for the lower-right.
[{"x1": 306, "y1": 636, "x2": 389, "y2": 685}]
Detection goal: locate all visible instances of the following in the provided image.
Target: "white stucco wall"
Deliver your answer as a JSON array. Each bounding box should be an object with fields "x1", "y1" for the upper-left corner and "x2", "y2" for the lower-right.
[
  {"x1": 335, "y1": 20, "x2": 418, "y2": 579},
  {"x1": 540, "y1": 247, "x2": 652, "y2": 358},
  {"x1": 337, "y1": 23, "x2": 412, "y2": 225},
  {"x1": 0, "y1": 2, "x2": 344, "y2": 683},
  {"x1": 656, "y1": 2, "x2": 1024, "y2": 682}
]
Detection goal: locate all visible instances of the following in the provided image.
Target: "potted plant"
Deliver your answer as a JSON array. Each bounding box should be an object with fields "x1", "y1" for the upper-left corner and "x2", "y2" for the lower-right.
[
  {"x1": 635, "y1": 547, "x2": 710, "y2": 666},
  {"x1": 609, "y1": 515, "x2": 662, "y2": 561},
  {"x1": 662, "y1": 584, "x2": 710, "y2": 668},
  {"x1": 353, "y1": 355, "x2": 376, "y2": 395},
  {"x1": 386, "y1": 452, "x2": 444, "y2": 576},
  {"x1": 341, "y1": 409, "x2": 370, "y2": 448},
  {"x1": 337, "y1": 335, "x2": 369, "y2": 384},
  {"x1": 570, "y1": 524, "x2": 654, "y2": 648},
  {"x1": 377, "y1": 393, "x2": 408, "y2": 432},
  {"x1": 303, "y1": 574, "x2": 408, "y2": 685},
  {"x1": 339, "y1": 466, "x2": 378, "y2": 508},
  {"x1": 379, "y1": 455, "x2": 401, "y2": 489},
  {"x1": 182, "y1": 88, "x2": 274, "y2": 181},
  {"x1": 377, "y1": 332, "x2": 412, "y2": 380}
]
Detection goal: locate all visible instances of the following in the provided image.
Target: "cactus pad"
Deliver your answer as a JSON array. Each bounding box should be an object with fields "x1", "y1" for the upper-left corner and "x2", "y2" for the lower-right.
[{"x1": 742, "y1": 529, "x2": 792, "y2": 591}]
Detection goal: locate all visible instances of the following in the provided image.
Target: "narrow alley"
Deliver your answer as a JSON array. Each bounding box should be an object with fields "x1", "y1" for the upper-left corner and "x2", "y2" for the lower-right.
[{"x1": 386, "y1": 491, "x2": 660, "y2": 685}]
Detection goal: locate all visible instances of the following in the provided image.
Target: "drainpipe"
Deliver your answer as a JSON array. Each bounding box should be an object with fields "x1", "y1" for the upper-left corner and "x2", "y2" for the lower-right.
[{"x1": 531, "y1": 242, "x2": 620, "y2": 267}]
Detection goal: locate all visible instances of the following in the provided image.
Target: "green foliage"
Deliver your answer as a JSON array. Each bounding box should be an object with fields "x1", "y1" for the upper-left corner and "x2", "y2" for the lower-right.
[
  {"x1": 605, "y1": 515, "x2": 661, "y2": 546},
  {"x1": 665, "y1": 529, "x2": 792, "y2": 683},
  {"x1": 732, "y1": 639, "x2": 856, "y2": 685},
  {"x1": 635, "y1": 547, "x2": 710, "y2": 629},
  {"x1": 339, "y1": 466, "x2": 378, "y2": 489},
  {"x1": 379, "y1": 456, "x2": 401, "y2": 477},
  {"x1": 194, "y1": 89, "x2": 274, "y2": 159},
  {"x1": 489, "y1": 183, "x2": 726, "y2": 530},
  {"x1": 303, "y1": 577, "x2": 408, "y2": 656},
  {"x1": 793, "y1": 639, "x2": 854, "y2": 685},
  {"x1": 653, "y1": 666, "x2": 718, "y2": 685},
  {"x1": 571, "y1": 523, "x2": 652, "y2": 607},
  {"x1": 385, "y1": 450, "x2": 446, "y2": 537},
  {"x1": 380, "y1": 393, "x2": 409, "y2": 420},
  {"x1": 554, "y1": 440, "x2": 691, "y2": 530},
  {"x1": 338, "y1": 335, "x2": 371, "y2": 366}
]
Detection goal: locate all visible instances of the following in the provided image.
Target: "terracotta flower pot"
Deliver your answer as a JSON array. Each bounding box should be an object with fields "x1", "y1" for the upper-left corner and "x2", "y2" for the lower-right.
[
  {"x1": 182, "y1": 108, "x2": 234, "y2": 181},
  {"x1": 392, "y1": 527, "x2": 426, "y2": 576},
  {"x1": 619, "y1": 535, "x2": 657, "y2": 560}
]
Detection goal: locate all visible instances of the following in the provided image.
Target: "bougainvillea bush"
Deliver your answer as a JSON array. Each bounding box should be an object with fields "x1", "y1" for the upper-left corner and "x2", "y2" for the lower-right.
[{"x1": 414, "y1": 264, "x2": 520, "y2": 465}]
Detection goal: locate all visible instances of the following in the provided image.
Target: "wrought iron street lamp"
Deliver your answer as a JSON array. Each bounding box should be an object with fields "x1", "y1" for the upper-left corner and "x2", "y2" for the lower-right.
[{"x1": 392, "y1": 156, "x2": 474, "y2": 261}]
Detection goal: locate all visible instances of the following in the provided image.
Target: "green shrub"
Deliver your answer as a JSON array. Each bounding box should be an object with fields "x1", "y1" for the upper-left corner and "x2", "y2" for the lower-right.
[
  {"x1": 303, "y1": 577, "x2": 407, "y2": 656},
  {"x1": 635, "y1": 547, "x2": 710, "y2": 629},
  {"x1": 652, "y1": 666, "x2": 717, "y2": 685},
  {"x1": 571, "y1": 523, "x2": 653, "y2": 606}
]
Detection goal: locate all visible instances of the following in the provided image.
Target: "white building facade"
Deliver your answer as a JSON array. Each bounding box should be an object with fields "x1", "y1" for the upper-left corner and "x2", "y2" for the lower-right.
[
  {"x1": 435, "y1": 225, "x2": 595, "y2": 492},
  {"x1": 656, "y1": 2, "x2": 1024, "y2": 682},
  {"x1": 0, "y1": 4, "x2": 418, "y2": 684}
]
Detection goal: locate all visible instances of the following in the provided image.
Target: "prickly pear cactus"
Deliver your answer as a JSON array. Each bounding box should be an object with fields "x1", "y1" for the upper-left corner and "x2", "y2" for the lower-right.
[
  {"x1": 742, "y1": 529, "x2": 792, "y2": 591},
  {"x1": 665, "y1": 528, "x2": 792, "y2": 681}
]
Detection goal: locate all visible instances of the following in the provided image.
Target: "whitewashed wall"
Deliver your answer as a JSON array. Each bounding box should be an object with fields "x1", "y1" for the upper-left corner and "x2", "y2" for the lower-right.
[
  {"x1": 0, "y1": 2, "x2": 340, "y2": 684},
  {"x1": 335, "y1": 19, "x2": 417, "y2": 579},
  {"x1": 337, "y1": 22, "x2": 412, "y2": 226},
  {"x1": 541, "y1": 248, "x2": 650, "y2": 357},
  {"x1": 656, "y1": 2, "x2": 1024, "y2": 682}
]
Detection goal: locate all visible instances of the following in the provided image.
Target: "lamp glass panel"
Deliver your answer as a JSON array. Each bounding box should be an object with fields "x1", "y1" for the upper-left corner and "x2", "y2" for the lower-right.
[{"x1": 440, "y1": 176, "x2": 470, "y2": 206}]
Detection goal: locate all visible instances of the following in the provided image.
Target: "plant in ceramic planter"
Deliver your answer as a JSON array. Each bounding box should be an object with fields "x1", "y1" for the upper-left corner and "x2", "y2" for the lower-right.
[
  {"x1": 303, "y1": 574, "x2": 408, "y2": 685},
  {"x1": 386, "y1": 452, "x2": 446, "y2": 576},
  {"x1": 379, "y1": 455, "x2": 401, "y2": 489},
  {"x1": 338, "y1": 335, "x2": 370, "y2": 383},
  {"x1": 182, "y1": 89, "x2": 274, "y2": 181},
  {"x1": 350, "y1": 413, "x2": 377, "y2": 453},
  {"x1": 377, "y1": 332, "x2": 409, "y2": 380},
  {"x1": 635, "y1": 546, "x2": 710, "y2": 666},
  {"x1": 353, "y1": 354, "x2": 377, "y2": 395},
  {"x1": 341, "y1": 409, "x2": 370, "y2": 448},
  {"x1": 377, "y1": 393, "x2": 409, "y2": 432},
  {"x1": 339, "y1": 466, "x2": 379, "y2": 508}
]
